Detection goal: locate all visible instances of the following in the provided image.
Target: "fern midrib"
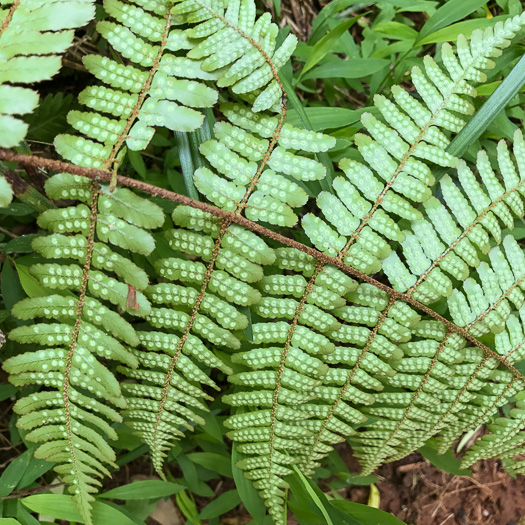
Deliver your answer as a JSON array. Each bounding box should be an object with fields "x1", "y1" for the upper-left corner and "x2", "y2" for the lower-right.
[
  {"x1": 152, "y1": 222, "x2": 230, "y2": 443},
  {"x1": 464, "y1": 273, "x2": 525, "y2": 331},
  {"x1": 266, "y1": 261, "x2": 325, "y2": 476},
  {"x1": 61, "y1": 185, "x2": 100, "y2": 498},
  {"x1": 390, "y1": 354, "x2": 493, "y2": 460},
  {"x1": 340, "y1": 57, "x2": 480, "y2": 256},
  {"x1": 369, "y1": 279, "x2": 525, "y2": 464},
  {"x1": 0, "y1": 0, "x2": 20, "y2": 36},
  {"x1": 408, "y1": 177, "x2": 525, "y2": 296},
  {"x1": 303, "y1": 297, "x2": 397, "y2": 468},
  {"x1": 104, "y1": 12, "x2": 173, "y2": 171},
  {"x1": 506, "y1": 340, "x2": 525, "y2": 359},
  {"x1": 58, "y1": 11, "x2": 174, "y2": 485}
]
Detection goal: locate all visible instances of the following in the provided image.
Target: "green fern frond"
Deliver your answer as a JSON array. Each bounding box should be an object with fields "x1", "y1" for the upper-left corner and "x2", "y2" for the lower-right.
[
  {"x1": 4, "y1": 174, "x2": 163, "y2": 524},
  {"x1": 0, "y1": 0, "x2": 95, "y2": 204},
  {"x1": 115, "y1": 0, "x2": 337, "y2": 481},
  {"x1": 303, "y1": 14, "x2": 525, "y2": 273}
]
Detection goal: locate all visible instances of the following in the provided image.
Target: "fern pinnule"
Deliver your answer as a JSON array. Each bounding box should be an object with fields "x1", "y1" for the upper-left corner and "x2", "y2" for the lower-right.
[
  {"x1": 172, "y1": 0, "x2": 298, "y2": 112},
  {"x1": 385, "y1": 130, "x2": 525, "y2": 306}
]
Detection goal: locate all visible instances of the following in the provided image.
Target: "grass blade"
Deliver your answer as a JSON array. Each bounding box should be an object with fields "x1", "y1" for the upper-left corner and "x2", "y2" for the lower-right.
[
  {"x1": 292, "y1": 465, "x2": 335, "y2": 525},
  {"x1": 447, "y1": 53, "x2": 525, "y2": 157}
]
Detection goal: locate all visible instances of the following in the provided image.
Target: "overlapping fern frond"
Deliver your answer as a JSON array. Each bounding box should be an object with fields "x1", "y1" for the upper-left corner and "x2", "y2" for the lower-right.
[
  {"x1": 118, "y1": 0, "x2": 337, "y2": 478},
  {"x1": 3, "y1": 175, "x2": 164, "y2": 524},
  {"x1": 4, "y1": 2, "x2": 525, "y2": 524},
  {"x1": 0, "y1": 0, "x2": 95, "y2": 204},
  {"x1": 223, "y1": 13, "x2": 525, "y2": 519}
]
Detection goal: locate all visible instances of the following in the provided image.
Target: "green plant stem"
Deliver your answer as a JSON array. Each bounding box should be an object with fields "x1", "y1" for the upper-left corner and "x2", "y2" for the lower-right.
[
  {"x1": 175, "y1": 131, "x2": 200, "y2": 200},
  {"x1": 279, "y1": 74, "x2": 334, "y2": 193}
]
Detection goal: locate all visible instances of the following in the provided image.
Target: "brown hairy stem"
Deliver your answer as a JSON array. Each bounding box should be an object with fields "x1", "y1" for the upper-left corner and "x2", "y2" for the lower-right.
[{"x1": 1, "y1": 149, "x2": 524, "y2": 383}]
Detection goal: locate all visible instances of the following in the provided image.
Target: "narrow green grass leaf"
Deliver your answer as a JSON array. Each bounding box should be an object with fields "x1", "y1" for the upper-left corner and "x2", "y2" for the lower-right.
[
  {"x1": 417, "y1": 0, "x2": 489, "y2": 41},
  {"x1": 198, "y1": 490, "x2": 241, "y2": 519},
  {"x1": 418, "y1": 16, "x2": 509, "y2": 45},
  {"x1": 231, "y1": 443, "x2": 266, "y2": 521},
  {"x1": 303, "y1": 58, "x2": 389, "y2": 80},
  {"x1": 448, "y1": 53, "x2": 525, "y2": 157},
  {"x1": 292, "y1": 465, "x2": 335, "y2": 525},
  {"x1": 22, "y1": 495, "x2": 136, "y2": 525},
  {"x1": 175, "y1": 131, "x2": 200, "y2": 201},
  {"x1": 100, "y1": 480, "x2": 184, "y2": 500},
  {"x1": 300, "y1": 17, "x2": 360, "y2": 78},
  {"x1": 311, "y1": 0, "x2": 363, "y2": 41}
]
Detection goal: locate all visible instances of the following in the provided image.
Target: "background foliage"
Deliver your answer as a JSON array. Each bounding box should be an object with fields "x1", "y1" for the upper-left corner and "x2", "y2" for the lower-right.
[{"x1": 2, "y1": 0, "x2": 525, "y2": 524}]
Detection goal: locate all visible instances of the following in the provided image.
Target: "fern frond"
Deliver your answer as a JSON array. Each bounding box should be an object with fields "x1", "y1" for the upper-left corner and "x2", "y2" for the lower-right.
[
  {"x1": 4, "y1": 174, "x2": 163, "y2": 524},
  {"x1": 303, "y1": 14, "x2": 525, "y2": 273},
  {"x1": 114, "y1": 0, "x2": 338, "y2": 480},
  {"x1": 0, "y1": 0, "x2": 95, "y2": 204}
]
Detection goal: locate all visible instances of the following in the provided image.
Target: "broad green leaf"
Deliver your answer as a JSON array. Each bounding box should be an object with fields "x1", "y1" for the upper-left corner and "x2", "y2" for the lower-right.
[
  {"x1": 303, "y1": 58, "x2": 389, "y2": 80},
  {"x1": 293, "y1": 466, "x2": 335, "y2": 525},
  {"x1": 0, "y1": 450, "x2": 32, "y2": 498},
  {"x1": 286, "y1": 107, "x2": 371, "y2": 130},
  {"x1": 100, "y1": 480, "x2": 184, "y2": 500},
  {"x1": 18, "y1": 458, "x2": 54, "y2": 489},
  {"x1": 13, "y1": 262, "x2": 55, "y2": 298},
  {"x1": 418, "y1": 16, "x2": 509, "y2": 45},
  {"x1": 198, "y1": 490, "x2": 241, "y2": 519},
  {"x1": 0, "y1": 384, "x2": 16, "y2": 402},
  {"x1": 231, "y1": 443, "x2": 266, "y2": 522},
  {"x1": 0, "y1": 519, "x2": 22, "y2": 524},
  {"x1": 287, "y1": 469, "x2": 361, "y2": 525},
  {"x1": 419, "y1": 440, "x2": 472, "y2": 476},
  {"x1": 373, "y1": 22, "x2": 418, "y2": 40},
  {"x1": 187, "y1": 452, "x2": 232, "y2": 477},
  {"x1": 330, "y1": 500, "x2": 407, "y2": 525},
  {"x1": 22, "y1": 495, "x2": 136, "y2": 525}
]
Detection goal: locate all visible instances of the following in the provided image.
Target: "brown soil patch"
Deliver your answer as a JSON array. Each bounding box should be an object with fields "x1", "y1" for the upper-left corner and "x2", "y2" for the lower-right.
[{"x1": 345, "y1": 452, "x2": 525, "y2": 525}]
